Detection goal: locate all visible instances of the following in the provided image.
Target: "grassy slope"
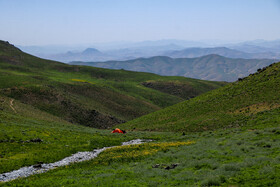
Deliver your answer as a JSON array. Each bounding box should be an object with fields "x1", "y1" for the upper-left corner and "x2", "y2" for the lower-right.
[
  {"x1": 119, "y1": 61, "x2": 280, "y2": 132},
  {"x1": 0, "y1": 40, "x2": 226, "y2": 128},
  {"x1": 6, "y1": 114, "x2": 280, "y2": 186}
]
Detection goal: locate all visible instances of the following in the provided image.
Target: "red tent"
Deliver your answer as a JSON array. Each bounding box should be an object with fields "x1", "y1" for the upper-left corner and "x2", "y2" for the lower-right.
[{"x1": 111, "y1": 128, "x2": 125, "y2": 134}]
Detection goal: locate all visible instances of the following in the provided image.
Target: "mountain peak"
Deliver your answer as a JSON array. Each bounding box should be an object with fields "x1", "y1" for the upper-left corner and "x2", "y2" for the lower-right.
[
  {"x1": 200, "y1": 54, "x2": 225, "y2": 59},
  {"x1": 82, "y1": 48, "x2": 101, "y2": 55},
  {"x1": 0, "y1": 40, "x2": 22, "y2": 54}
]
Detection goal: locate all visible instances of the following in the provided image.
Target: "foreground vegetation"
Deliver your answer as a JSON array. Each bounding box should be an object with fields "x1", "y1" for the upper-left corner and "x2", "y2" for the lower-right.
[
  {"x1": 0, "y1": 93, "x2": 174, "y2": 175},
  {"x1": 4, "y1": 114, "x2": 280, "y2": 186}
]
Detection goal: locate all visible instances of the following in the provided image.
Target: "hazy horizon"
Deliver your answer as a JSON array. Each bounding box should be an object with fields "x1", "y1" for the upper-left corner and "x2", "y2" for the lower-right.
[
  {"x1": 1, "y1": 0, "x2": 280, "y2": 46},
  {"x1": 14, "y1": 38, "x2": 280, "y2": 48}
]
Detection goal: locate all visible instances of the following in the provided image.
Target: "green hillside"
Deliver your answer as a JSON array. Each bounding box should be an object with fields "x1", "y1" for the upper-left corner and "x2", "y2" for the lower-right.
[
  {"x1": 0, "y1": 40, "x2": 225, "y2": 129},
  {"x1": 119, "y1": 61, "x2": 280, "y2": 132}
]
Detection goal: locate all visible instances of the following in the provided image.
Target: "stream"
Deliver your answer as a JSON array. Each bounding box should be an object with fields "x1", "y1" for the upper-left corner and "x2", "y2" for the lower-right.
[{"x1": 0, "y1": 139, "x2": 151, "y2": 182}]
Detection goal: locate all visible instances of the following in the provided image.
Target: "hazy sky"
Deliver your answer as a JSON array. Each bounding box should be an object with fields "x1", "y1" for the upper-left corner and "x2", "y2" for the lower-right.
[{"x1": 0, "y1": 0, "x2": 280, "y2": 45}]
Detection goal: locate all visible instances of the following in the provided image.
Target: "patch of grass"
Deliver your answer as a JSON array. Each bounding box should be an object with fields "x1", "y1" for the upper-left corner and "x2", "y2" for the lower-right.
[{"x1": 5, "y1": 125, "x2": 280, "y2": 186}]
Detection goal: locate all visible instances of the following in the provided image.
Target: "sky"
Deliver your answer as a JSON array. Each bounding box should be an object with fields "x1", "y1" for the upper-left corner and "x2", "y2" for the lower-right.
[{"x1": 0, "y1": 0, "x2": 280, "y2": 46}]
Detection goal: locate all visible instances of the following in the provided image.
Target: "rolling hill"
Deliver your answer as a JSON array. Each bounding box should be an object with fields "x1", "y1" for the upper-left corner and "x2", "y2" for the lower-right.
[
  {"x1": 119, "y1": 61, "x2": 280, "y2": 132},
  {"x1": 164, "y1": 47, "x2": 280, "y2": 59},
  {"x1": 70, "y1": 55, "x2": 276, "y2": 82},
  {"x1": 0, "y1": 40, "x2": 225, "y2": 129}
]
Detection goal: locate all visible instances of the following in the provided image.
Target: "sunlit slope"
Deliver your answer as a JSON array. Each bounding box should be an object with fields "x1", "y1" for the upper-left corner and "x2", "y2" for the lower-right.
[
  {"x1": 119, "y1": 62, "x2": 280, "y2": 132},
  {"x1": 0, "y1": 40, "x2": 226, "y2": 128}
]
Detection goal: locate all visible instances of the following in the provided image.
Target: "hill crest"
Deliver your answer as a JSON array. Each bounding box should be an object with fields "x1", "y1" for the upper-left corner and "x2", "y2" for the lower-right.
[{"x1": 118, "y1": 61, "x2": 280, "y2": 132}]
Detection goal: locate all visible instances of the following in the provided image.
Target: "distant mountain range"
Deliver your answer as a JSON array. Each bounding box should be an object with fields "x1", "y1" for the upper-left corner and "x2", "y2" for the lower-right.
[
  {"x1": 70, "y1": 55, "x2": 277, "y2": 82},
  {"x1": 37, "y1": 46, "x2": 280, "y2": 63},
  {"x1": 18, "y1": 39, "x2": 280, "y2": 62},
  {"x1": 164, "y1": 47, "x2": 280, "y2": 59},
  {"x1": 41, "y1": 48, "x2": 109, "y2": 62},
  {"x1": 37, "y1": 45, "x2": 185, "y2": 62},
  {"x1": 229, "y1": 39, "x2": 280, "y2": 53}
]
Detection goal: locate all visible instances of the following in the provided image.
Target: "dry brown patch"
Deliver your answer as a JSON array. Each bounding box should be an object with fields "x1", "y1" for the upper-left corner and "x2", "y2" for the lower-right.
[{"x1": 232, "y1": 103, "x2": 280, "y2": 115}]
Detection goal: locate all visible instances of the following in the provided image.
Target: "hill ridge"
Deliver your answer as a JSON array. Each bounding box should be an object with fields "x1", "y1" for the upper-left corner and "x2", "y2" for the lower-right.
[{"x1": 118, "y1": 61, "x2": 280, "y2": 132}]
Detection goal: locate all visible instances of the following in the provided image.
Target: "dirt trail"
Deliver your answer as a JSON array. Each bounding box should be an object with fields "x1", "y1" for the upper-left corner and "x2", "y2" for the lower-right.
[
  {"x1": 9, "y1": 99, "x2": 16, "y2": 113},
  {"x1": 0, "y1": 139, "x2": 152, "y2": 183}
]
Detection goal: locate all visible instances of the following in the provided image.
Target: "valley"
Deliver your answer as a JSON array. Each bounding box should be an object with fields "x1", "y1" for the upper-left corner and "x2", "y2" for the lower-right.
[
  {"x1": 0, "y1": 40, "x2": 279, "y2": 186},
  {"x1": 1, "y1": 0, "x2": 279, "y2": 186},
  {"x1": 0, "y1": 41, "x2": 224, "y2": 129}
]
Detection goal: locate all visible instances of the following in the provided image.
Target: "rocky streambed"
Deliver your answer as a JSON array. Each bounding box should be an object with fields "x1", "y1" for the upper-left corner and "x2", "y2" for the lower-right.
[{"x1": 0, "y1": 139, "x2": 151, "y2": 183}]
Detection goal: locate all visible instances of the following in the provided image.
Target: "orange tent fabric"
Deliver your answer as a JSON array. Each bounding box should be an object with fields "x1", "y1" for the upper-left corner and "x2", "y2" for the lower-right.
[{"x1": 111, "y1": 128, "x2": 124, "y2": 133}]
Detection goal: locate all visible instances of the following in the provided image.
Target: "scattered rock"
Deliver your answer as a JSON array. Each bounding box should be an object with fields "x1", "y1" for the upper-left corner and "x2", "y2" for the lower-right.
[
  {"x1": 30, "y1": 138, "x2": 43, "y2": 143},
  {"x1": 152, "y1": 164, "x2": 160, "y2": 168},
  {"x1": 272, "y1": 129, "x2": 280, "y2": 134},
  {"x1": 165, "y1": 164, "x2": 178, "y2": 170},
  {"x1": 152, "y1": 163, "x2": 179, "y2": 170},
  {"x1": 33, "y1": 164, "x2": 42, "y2": 168},
  {"x1": 171, "y1": 163, "x2": 179, "y2": 168},
  {"x1": 164, "y1": 166, "x2": 171, "y2": 170}
]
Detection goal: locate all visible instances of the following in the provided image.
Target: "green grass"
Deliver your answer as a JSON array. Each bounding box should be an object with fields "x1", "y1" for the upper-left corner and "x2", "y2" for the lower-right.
[
  {"x1": 119, "y1": 61, "x2": 280, "y2": 132},
  {"x1": 0, "y1": 94, "x2": 171, "y2": 174},
  {"x1": 4, "y1": 116, "x2": 280, "y2": 186}
]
